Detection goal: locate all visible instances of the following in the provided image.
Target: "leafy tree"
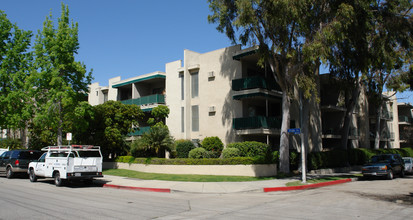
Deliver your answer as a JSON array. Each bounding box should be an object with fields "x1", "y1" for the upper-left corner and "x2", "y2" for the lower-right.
[
  {"x1": 92, "y1": 101, "x2": 143, "y2": 159},
  {"x1": 30, "y1": 3, "x2": 92, "y2": 145},
  {"x1": 0, "y1": 11, "x2": 33, "y2": 148},
  {"x1": 147, "y1": 105, "x2": 170, "y2": 126},
  {"x1": 68, "y1": 101, "x2": 95, "y2": 144},
  {"x1": 324, "y1": 0, "x2": 412, "y2": 149},
  {"x1": 208, "y1": 0, "x2": 328, "y2": 173},
  {"x1": 367, "y1": 1, "x2": 412, "y2": 149}
]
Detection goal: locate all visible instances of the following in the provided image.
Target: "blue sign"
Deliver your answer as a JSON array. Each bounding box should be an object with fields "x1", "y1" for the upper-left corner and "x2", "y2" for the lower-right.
[{"x1": 288, "y1": 128, "x2": 301, "y2": 134}]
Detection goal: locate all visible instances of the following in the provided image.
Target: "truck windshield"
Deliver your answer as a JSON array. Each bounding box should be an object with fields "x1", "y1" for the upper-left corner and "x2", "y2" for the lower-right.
[{"x1": 77, "y1": 151, "x2": 101, "y2": 157}]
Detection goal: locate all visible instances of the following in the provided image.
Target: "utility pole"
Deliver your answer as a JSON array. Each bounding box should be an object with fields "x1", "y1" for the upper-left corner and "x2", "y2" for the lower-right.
[{"x1": 300, "y1": 90, "x2": 307, "y2": 183}]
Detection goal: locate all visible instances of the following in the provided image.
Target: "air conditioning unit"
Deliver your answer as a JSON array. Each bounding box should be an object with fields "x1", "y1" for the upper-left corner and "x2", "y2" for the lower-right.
[
  {"x1": 208, "y1": 71, "x2": 215, "y2": 78},
  {"x1": 208, "y1": 106, "x2": 216, "y2": 112}
]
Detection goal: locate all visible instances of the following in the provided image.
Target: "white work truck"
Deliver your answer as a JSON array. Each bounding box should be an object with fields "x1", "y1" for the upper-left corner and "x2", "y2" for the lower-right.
[{"x1": 28, "y1": 145, "x2": 103, "y2": 186}]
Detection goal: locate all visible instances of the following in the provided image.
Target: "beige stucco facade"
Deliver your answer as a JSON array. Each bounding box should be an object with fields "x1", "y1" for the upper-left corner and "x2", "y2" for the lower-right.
[
  {"x1": 87, "y1": 45, "x2": 412, "y2": 151},
  {"x1": 166, "y1": 46, "x2": 243, "y2": 144}
]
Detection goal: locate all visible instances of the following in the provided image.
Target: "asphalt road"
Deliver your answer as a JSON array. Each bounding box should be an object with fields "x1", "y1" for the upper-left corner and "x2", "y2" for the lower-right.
[{"x1": 0, "y1": 175, "x2": 412, "y2": 220}]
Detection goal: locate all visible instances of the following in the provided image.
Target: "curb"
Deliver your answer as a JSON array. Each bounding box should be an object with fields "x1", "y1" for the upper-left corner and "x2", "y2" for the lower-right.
[
  {"x1": 103, "y1": 184, "x2": 171, "y2": 193},
  {"x1": 101, "y1": 178, "x2": 357, "y2": 194},
  {"x1": 263, "y1": 178, "x2": 354, "y2": 192}
]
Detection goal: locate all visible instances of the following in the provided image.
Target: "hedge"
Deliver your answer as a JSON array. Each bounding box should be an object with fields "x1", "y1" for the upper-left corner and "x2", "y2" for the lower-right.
[
  {"x1": 116, "y1": 147, "x2": 413, "y2": 169},
  {"x1": 115, "y1": 156, "x2": 274, "y2": 165},
  {"x1": 306, "y1": 147, "x2": 413, "y2": 170},
  {"x1": 227, "y1": 141, "x2": 270, "y2": 157}
]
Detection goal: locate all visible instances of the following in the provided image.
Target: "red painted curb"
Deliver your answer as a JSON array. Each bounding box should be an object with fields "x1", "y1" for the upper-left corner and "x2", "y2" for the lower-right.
[
  {"x1": 263, "y1": 178, "x2": 353, "y2": 192},
  {"x1": 103, "y1": 184, "x2": 171, "y2": 193}
]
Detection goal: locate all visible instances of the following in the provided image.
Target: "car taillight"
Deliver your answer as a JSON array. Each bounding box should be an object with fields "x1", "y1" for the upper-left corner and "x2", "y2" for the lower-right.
[{"x1": 15, "y1": 159, "x2": 20, "y2": 166}]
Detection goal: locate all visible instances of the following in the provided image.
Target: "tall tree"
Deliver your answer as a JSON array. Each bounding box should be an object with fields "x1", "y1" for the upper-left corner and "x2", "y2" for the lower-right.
[
  {"x1": 0, "y1": 10, "x2": 33, "y2": 147},
  {"x1": 92, "y1": 101, "x2": 143, "y2": 159},
  {"x1": 367, "y1": 0, "x2": 412, "y2": 149},
  {"x1": 325, "y1": 0, "x2": 412, "y2": 149},
  {"x1": 209, "y1": 0, "x2": 327, "y2": 173},
  {"x1": 31, "y1": 3, "x2": 92, "y2": 145}
]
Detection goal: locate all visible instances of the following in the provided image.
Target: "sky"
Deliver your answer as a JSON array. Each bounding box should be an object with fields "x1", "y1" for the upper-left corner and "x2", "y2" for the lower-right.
[{"x1": 2, "y1": 0, "x2": 412, "y2": 104}]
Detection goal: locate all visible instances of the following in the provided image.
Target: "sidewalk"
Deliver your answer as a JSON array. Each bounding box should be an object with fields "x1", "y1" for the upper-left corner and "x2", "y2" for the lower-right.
[{"x1": 96, "y1": 172, "x2": 360, "y2": 194}]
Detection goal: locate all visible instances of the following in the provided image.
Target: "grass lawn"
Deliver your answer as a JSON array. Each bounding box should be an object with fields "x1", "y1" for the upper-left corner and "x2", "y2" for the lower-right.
[{"x1": 103, "y1": 169, "x2": 278, "y2": 182}]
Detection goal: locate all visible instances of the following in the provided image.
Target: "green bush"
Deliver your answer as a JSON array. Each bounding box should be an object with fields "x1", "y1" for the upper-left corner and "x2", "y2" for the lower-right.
[
  {"x1": 227, "y1": 141, "x2": 270, "y2": 157},
  {"x1": 130, "y1": 138, "x2": 155, "y2": 157},
  {"x1": 175, "y1": 139, "x2": 196, "y2": 158},
  {"x1": 0, "y1": 138, "x2": 22, "y2": 150},
  {"x1": 116, "y1": 156, "x2": 269, "y2": 165},
  {"x1": 188, "y1": 147, "x2": 207, "y2": 159},
  {"x1": 222, "y1": 148, "x2": 241, "y2": 158},
  {"x1": 203, "y1": 150, "x2": 220, "y2": 158},
  {"x1": 115, "y1": 156, "x2": 135, "y2": 163},
  {"x1": 201, "y1": 136, "x2": 224, "y2": 154},
  {"x1": 400, "y1": 147, "x2": 413, "y2": 157}
]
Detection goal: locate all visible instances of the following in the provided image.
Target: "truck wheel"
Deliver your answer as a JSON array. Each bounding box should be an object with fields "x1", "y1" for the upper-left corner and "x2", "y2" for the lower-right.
[
  {"x1": 54, "y1": 172, "x2": 63, "y2": 187},
  {"x1": 29, "y1": 169, "x2": 37, "y2": 182},
  {"x1": 6, "y1": 167, "x2": 13, "y2": 179}
]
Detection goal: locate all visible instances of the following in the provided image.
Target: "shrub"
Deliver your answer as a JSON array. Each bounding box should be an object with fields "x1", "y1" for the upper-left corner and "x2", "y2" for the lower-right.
[
  {"x1": 130, "y1": 138, "x2": 155, "y2": 157},
  {"x1": 175, "y1": 140, "x2": 196, "y2": 158},
  {"x1": 289, "y1": 150, "x2": 299, "y2": 170},
  {"x1": 115, "y1": 156, "x2": 135, "y2": 163},
  {"x1": 201, "y1": 136, "x2": 224, "y2": 154},
  {"x1": 188, "y1": 147, "x2": 206, "y2": 159},
  {"x1": 116, "y1": 156, "x2": 268, "y2": 165},
  {"x1": 0, "y1": 138, "x2": 22, "y2": 150},
  {"x1": 227, "y1": 141, "x2": 270, "y2": 157},
  {"x1": 203, "y1": 150, "x2": 220, "y2": 158},
  {"x1": 222, "y1": 148, "x2": 241, "y2": 158}
]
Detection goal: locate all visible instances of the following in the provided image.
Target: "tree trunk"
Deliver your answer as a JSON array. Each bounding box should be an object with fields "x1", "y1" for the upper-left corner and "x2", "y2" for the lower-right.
[
  {"x1": 374, "y1": 103, "x2": 382, "y2": 149},
  {"x1": 341, "y1": 82, "x2": 360, "y2": 150},
  {"x1": 279, "y1": 91, "x2": 291, "y2": 174},
  {"x1": 57, "y1": 100, "x2": 63, "y2": 145}
]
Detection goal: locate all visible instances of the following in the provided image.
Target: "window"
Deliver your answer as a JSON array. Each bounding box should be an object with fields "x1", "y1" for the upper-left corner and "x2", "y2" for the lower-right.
[
  {"x1": 179, "y1": 73, "x2": 184, "y2": 100},
  {"x1": 192, "y1": 105, "x2": 199, "y2": 132},
  {"x1": 191, "y1": 72, "x2": 198, "y2": 98},
  {"x1": 181, "y1": 107, "x2": 185, "y2": 133}
]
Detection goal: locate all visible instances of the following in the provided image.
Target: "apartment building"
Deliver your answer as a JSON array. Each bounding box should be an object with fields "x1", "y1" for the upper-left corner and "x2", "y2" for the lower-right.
[
  {"x1": 88, "y1": 45, "x2": 411, "y2": 151},
  {"x1": 398, "y1": 102, "x2": 413, "y2": 148}
]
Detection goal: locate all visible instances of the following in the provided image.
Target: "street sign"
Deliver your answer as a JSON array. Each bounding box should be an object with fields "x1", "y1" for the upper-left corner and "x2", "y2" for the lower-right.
[
  {"x1": 287, "y1": 128, "x2": 301, "y2": 134},
  {"x1": 66, "y1": 133, "x2": 72, "y2": 141}
]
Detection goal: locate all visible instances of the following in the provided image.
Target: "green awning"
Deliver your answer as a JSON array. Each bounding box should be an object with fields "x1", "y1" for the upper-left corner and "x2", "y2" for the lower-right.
[
  {"x1": 112, "y1": 74, "x2": 166, "y2": 88},
  {"x1": 233, "y1": 92, "x2": 279, "y2": 100}
]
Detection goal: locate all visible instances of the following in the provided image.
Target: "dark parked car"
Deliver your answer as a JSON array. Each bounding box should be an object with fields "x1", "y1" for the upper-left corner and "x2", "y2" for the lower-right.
[
  {"x1": 0, "y1": 150, "x2": 42, "y2": 178},
  {"x1": 362, "y1": 154, "x2": 405, "y2": 180}
]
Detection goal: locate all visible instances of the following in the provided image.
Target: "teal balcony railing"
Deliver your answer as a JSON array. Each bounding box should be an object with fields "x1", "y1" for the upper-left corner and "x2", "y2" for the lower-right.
[
  {"x1": 128, "y1": 126, "x2": 151, "y2": 136},
  {"x1": 399, "y1": 115, "x2": 412, "y2": 123},
  {"x1": 121, "y1": 94, "x2": 165, "y2": 106},
  {"x1": 233, "y1": 116, "x2": 281, "y2": 130},
  {"x1": 232, "y1": 76, "x2": 281, "y2": 91}
]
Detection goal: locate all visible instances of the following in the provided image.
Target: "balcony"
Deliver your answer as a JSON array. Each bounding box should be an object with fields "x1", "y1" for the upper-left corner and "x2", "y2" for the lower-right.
[
  {"x1": 128, "y1": 126, "x2": 151, "y2": 136},
  {"x1": 399, "y1": 115, "x2": 412, "y2": 124},
  {"x1": 233, "y1": 116, "x2": 281, "y2": 130},
  {"x1": 121, "y1": 94, "x2": 165, "y2": 106},
  {"x1": 232, "y1": 76, "x2": 281, "y2": 91}
]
